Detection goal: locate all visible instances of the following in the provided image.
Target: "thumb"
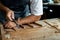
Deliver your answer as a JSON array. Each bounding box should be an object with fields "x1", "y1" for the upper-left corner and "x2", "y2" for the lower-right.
[{"x1": 7, "y1": 13, "x2": 13, "y2": 21}]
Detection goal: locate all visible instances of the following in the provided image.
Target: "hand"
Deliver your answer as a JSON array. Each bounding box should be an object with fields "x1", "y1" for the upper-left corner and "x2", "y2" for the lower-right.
[
  {"x1": 5, "y1": 21, "x2": 16, "y2": 29},
  {"x1": 6, "y1": 10, "x2": 14, "y2": 21}
]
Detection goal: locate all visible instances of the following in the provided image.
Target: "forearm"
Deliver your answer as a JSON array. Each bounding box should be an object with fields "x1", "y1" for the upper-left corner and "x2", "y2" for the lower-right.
[
  {"x1": 0, "y1": 2, "x2": 10, "y2": 12},
  {"x1": 18, "y1": 15, "x2": 41, "y2": 25}
]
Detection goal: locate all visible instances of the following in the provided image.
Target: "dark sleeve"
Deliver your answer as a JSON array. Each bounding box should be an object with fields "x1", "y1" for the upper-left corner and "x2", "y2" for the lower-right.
[
  {"x1": 0, "y1": 0, "x2": 2, "y2": 2},
  {"x1": 28, "y1": 0, "x2": 31, "y2": 13},
  {"x1": 0, "y1": 19, "x2": 6, "y2": 24},
  {"x1": 0, "y1": 11, "x2": 6, "y2": 24},
  {"x1": 0, "y1": 0, "x2": 4, "y2": 3}
]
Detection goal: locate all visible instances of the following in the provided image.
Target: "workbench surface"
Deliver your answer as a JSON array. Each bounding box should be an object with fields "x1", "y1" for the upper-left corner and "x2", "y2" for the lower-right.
[{"x1": 1, "y1": 18, "x2": 60, "y2": 40}]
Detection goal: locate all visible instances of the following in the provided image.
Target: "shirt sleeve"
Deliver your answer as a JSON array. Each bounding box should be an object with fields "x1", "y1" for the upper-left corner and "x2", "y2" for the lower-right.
[{"x1": 30, "y1": 0, "x2": 43, "y2": 16}]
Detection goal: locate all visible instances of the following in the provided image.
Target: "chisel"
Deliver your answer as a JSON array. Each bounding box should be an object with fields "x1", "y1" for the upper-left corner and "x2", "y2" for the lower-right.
[
  {"x1": 12, "y1": 18, "x2": 24, "y2": 29},
  {"x1": 12, "y1": 18, "x2": 20, "y2": 29}
]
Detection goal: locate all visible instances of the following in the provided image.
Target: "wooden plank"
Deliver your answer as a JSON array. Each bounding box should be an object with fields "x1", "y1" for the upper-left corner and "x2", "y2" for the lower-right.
[
  {"x1": 1, "y1": 19, "x2": 60, "y2": 40},
  {"x1": 43, "y1": 18, "x2": 60, "y2": 31},
  {"x1": 5, "y1": 27, "x2": 57, "y2": 40},
  {"x1": 35, "y1": 21, "x2": 51, "y2": 28},
  {"x1": 0, "y1": 21, "x2": 51, "y2": 40}
]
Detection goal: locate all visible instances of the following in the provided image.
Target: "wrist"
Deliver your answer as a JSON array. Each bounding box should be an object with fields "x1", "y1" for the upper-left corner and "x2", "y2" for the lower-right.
[{"x1": 5, "y1": 8, "x2": 11, "y2": 13}]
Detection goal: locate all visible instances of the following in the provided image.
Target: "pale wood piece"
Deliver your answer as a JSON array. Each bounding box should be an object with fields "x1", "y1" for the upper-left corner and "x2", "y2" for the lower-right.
[
  {"x1": 35, "y1": 21, "x2": 51, "y2": 28},
  {"x1": 43, "y1": 18, "x2": 60, "y2": 30},
  {"x1": 54, "y1": 0, "x2": 60, "y2": 3},
  {"x1": 21, "y1": 25, "x2": 32, "y2": 29},
  {"x1": 27, "y1": 23, "x2": 42, "y2": 28}
]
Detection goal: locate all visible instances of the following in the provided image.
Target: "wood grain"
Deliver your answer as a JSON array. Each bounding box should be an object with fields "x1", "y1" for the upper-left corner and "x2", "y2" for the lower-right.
[
  {"x1": 1, "y1": 18, "x2": 60, "y2": 40},
  {"x1": 43, "y1": 18, "x2": 60, "y2": 31}
]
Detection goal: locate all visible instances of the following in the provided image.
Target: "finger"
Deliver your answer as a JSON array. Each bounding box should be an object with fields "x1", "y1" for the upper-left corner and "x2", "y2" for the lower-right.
[
  {"x1": 6, "y1": 25, "x2": 11, "y2": 29},
  {"x1": 6, "y1": 25, "x2": 12, "y2": 29},
  {"x1": 8, "y1": 26, "x2": 12, "y2": 29},
  {"x1": 5, "y1": 24, "x2": 8, "y2": 28},
  {"x1": 11, "y1": 12, "x2": 15, "y2": 21},
  {"x1": 5, "y1": 25, "x2": 10, "y2": 29}
]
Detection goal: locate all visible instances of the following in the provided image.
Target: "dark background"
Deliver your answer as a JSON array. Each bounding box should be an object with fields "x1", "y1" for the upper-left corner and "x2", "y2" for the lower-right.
[{"x1": 41, "y1": 0, "x2": 60, "y2": 20}]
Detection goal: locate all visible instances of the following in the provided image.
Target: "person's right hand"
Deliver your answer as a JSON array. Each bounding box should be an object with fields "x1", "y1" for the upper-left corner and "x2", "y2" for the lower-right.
[{"x1": 6, "y1": 10, "x2": 14, "y2": 21}]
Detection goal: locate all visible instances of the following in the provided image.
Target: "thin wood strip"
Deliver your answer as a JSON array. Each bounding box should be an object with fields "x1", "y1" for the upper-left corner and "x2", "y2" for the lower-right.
[
  {"x1": 4, "y1": 29, "x2": 15, "y2": 32},
  {"x1": 0, "y1": 25, "x2": 2, "y2": 40},
  {"x1": 27, "y1": 23, "x2": 42, "y2": 28},
  {"x1": 34, "y1": 22, "x2": 42, "y2": 27},
  {"x1": 22, "y1": 25, "x2": 31, "y2": 29},
  {"x1": 27, "y1": 24, "x2": 34, "y2": 28},
  {"x1": 0, "y1": 25, "x2": 6, "y2": 40},
  {"x1": 19, "y1": 25, "x2": 24, "y2": 28}
]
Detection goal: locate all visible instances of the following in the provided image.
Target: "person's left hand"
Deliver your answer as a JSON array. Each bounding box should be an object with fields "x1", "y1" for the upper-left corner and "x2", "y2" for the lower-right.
[{"x1": 5, "y1": 21, "x2": 16, "y2": 29}]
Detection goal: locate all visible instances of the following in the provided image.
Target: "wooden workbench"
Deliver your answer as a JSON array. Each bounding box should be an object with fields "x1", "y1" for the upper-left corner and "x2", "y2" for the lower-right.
[{"x1": 1, "y1": 18, "x2": 60, "y2": 40}]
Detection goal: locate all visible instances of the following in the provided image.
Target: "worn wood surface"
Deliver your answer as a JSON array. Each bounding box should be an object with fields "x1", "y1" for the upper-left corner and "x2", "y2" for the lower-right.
[
  {"x1": 43, "y1": 18, "x2": 60, "y2": 31},
  {"x1": 0, "y1": 24, "x2": 6, "y2": 40},
  {"x1": 1, "y1": 18, "x2": 60, "y2": 40}
]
